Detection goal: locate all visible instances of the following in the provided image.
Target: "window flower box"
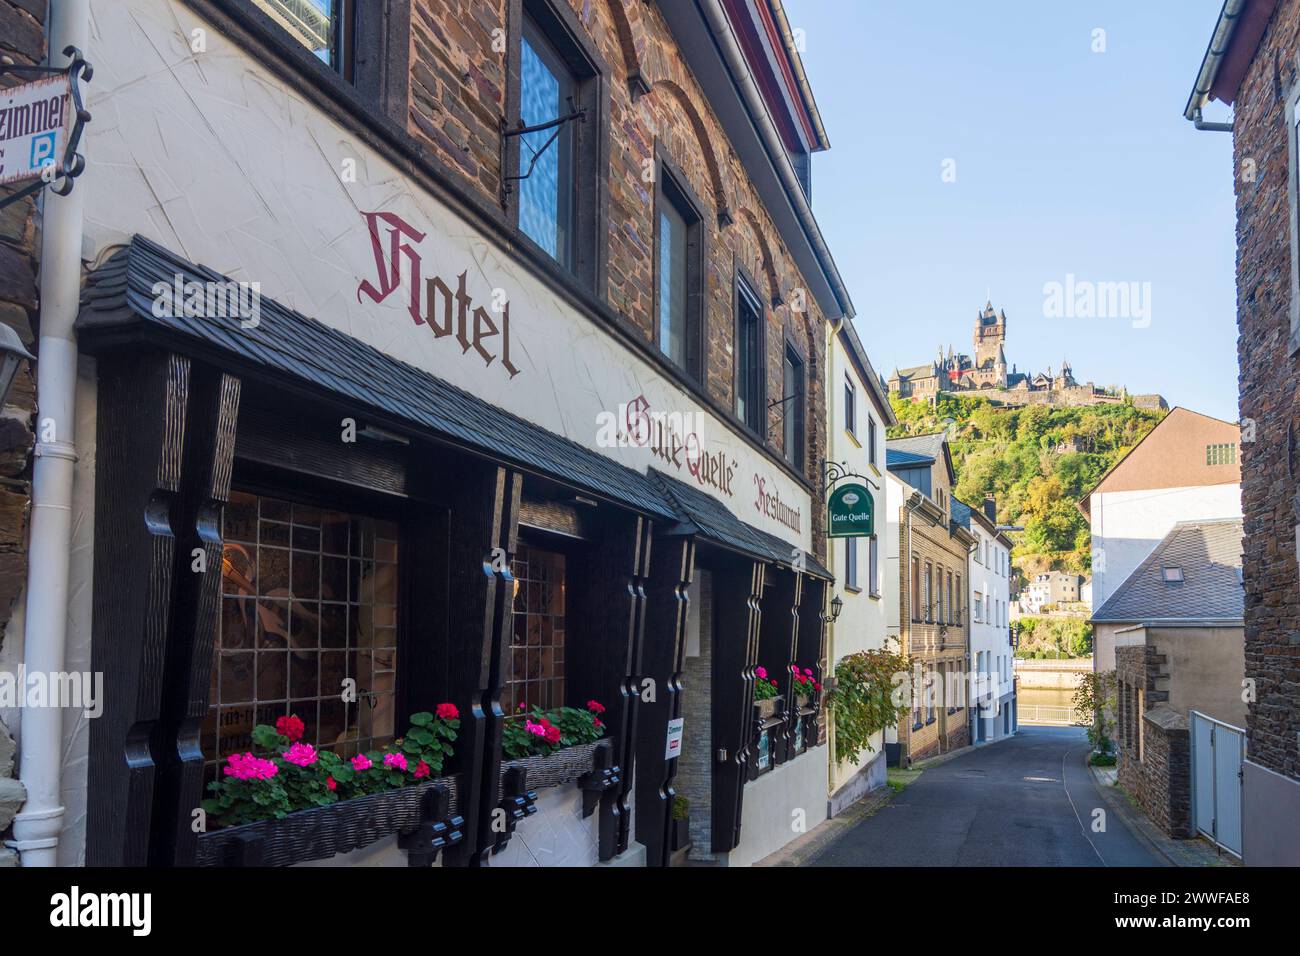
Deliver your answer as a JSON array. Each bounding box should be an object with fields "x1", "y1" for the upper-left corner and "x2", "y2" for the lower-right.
[
  {"x1": 499, "y1": 700, "x2": 609, "y2": 790},
  {"x1": 754, "y1": 697, "x2": 779, "y2": 720},
  {"x1": 500, "y1": 739, "x2": 611, "y2": 792},
  {"x1": 195, "y1": 776, "x2": 460, "y2": 867}
]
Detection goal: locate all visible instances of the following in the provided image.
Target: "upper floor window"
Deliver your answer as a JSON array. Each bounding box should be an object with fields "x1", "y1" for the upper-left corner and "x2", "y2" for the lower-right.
[
  {"x1": 923, "y1": 561, "x2": 933, "y2": 623},
  {"x1": 735, "y1": 277, "x2": 765, "y2": 433},
  {"x1": 844, "y1": 376, "x2": 857, "y2": 436},
  {"x1": 509, "y1": 0, "x2": 601, "y2": 286},
  {"x1": 518, "y1": 15, "x2": 577, "y2": 267},
  {"x1": 844, "y1": 537, "x2": 858, "y2": 591},
  {"x1": 782, "y1": 345, "x2": 806, "y2": 469},
  {"x1": 1206, "y1": 442, "x2": 1236, "y2": 466},
  {"x1": 656, "y1": 164, "x2": 704, "y2": 378},
  {"x1": 254, "y1": 0, "x2": 355, "y2": 77},
  {"x1": 868, "y1": 416, "x2": 878, "y2": 467},
  {"x1": 911, "y1": 556, "x2": 920, "y2": 622}
]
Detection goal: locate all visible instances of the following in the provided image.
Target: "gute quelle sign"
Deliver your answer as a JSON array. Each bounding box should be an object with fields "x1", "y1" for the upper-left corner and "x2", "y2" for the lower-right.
[{"x1": 828, "y1": 482, "x2": 873, "y2": 538}]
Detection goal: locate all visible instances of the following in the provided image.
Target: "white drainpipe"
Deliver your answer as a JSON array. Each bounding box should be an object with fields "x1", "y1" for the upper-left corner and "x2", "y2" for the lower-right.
[{"x1": 10, "y1": 0, "x2": 90, "y2": 867}]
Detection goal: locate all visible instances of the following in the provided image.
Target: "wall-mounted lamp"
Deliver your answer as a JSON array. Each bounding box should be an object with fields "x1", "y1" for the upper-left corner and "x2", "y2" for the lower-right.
[
  {"x1": 0, "y1": 324, "x2": 34, "y2": 406},
  {"x1": 830, "y1": 594, "x2": 844, "y2": 622}
]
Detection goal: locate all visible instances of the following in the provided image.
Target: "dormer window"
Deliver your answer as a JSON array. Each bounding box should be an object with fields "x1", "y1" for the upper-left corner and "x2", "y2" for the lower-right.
[{"x1": 1162, "y1": 566, "x2": 1184, "y2": 584}]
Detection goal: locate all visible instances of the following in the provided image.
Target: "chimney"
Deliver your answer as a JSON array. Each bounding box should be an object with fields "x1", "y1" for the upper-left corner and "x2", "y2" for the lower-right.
[{"x1": 982, "y1": 495, "x2": 997, "y2": 524}]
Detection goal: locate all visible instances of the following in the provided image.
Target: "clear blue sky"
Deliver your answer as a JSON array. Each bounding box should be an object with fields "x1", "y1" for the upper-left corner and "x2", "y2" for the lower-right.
[{"x1": 786, "y1": 0, "x2": 1239, "y2": 421}]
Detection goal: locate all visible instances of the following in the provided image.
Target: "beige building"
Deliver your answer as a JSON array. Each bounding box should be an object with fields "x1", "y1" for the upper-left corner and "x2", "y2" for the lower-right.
[
  {"x1": 1080, "y1": 408, "x2": 1242, "y2": 670},
  {"x1": 885, "y1": 433, "x2": 976, "y2": 763}
]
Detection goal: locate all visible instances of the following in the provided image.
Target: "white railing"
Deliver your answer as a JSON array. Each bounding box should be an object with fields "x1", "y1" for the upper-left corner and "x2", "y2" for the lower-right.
[{"x1": 1017, "y1": 704, "x2": 1078, "y2": 726}]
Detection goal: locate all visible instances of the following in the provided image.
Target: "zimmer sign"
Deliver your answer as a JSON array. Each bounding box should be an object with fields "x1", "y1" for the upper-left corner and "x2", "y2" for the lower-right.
[
  {"x1": 0, "y1": 74, "x2": 73, "y2": 186},
  {"x1": 828, "y1": 483, "x2": 873, "y2": 538}
]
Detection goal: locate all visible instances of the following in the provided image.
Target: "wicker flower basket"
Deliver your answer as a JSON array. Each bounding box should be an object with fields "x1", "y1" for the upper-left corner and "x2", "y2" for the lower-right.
[
  {"x1": 500, "y1": 740, "x2": 608, "y2": 794},
  {"x1": 195, "y1": 775, "x2": 458, "y2": 867}
]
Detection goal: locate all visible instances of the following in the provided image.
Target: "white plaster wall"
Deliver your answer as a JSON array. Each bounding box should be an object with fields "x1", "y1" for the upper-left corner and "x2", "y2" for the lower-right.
[
  {"x1": 726, "y1": 745, "x2": 828, "y2": 867},
  {"x1": 968, "y1": 521, "x2": 1012, "y2": 736},
  {"x1": 1090, "y1": 484, "x2": 1241, "y2": 611},
  {"x1": 825, "y1": 332, "x2": 889, "y2": 793}
]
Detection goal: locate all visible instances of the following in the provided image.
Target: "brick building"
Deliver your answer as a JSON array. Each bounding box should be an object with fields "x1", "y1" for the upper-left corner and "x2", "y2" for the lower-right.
[
  {"x1": 885, "y1": 432, "x2": 975, "y2": 763},
  {"x1": 1, "y1": 0, "x2": 868, "y2": 869},
  {"x1": 1183, "y1": 0, "x2": 1300, "y2": 866}
]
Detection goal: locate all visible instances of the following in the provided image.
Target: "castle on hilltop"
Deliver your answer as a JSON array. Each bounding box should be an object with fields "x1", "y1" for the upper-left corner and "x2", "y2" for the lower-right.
[{"x1": 887, "y1": 302, "x2": 1166, "y2": 410}]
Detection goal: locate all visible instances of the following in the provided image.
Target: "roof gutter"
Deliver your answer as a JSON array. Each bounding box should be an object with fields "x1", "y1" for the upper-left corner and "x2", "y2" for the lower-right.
[
  {"x1": 1183, "y1": 0, "x2": 1248, "y2": 129},
  {"x1": 698, "y1": 0, "x2": 856, "y2": 320}
]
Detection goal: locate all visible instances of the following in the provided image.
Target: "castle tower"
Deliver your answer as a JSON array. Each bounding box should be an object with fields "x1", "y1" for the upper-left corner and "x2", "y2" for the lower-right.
[{"x1": 973, "y1": 301, "x2": 1007, "y2": 387}]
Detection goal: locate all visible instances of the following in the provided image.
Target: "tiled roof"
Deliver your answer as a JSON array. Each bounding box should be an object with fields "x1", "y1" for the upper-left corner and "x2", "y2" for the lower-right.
[
  {"x1": 650, "y1": 469, "x2": 831, "y2": 579},
  {"x1": 1091, "y1": 519, "x2": 1244, "y2": 624}
]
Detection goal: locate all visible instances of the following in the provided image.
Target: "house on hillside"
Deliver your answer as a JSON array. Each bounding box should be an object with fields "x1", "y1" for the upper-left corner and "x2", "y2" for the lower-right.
[
  {"x1": 1077, "y1": 407, "x2": 1242, "y2": 670},
  {"x1": 1092, "y1": 519, "x2": 1245, "y2": 841}
]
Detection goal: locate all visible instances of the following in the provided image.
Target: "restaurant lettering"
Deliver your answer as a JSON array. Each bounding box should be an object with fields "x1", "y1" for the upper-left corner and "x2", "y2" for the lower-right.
[
  {"x1": 754, "y1": 474, "x2": 802, "y2": 534},
  {"x1": 357, "y1": 211, "x2": 520, "y2": 378}
]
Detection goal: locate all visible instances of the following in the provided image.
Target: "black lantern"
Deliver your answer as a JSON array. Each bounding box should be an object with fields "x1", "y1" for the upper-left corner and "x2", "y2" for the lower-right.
[
  {"x1": 830, "y1": 594, "x2": 844, "y2": 622},
  {"x1": 0, "y1": 324, "x2": 34, "y2": 406}
]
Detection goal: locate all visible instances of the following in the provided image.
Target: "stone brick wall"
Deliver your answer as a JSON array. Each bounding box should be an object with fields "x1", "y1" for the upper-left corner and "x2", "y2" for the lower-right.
[
  {"x1": 1231, "y1": 0, "x2": 1300, "y2": 784},
  {"x1": 1115, "y1": 645, "x2": 1192, "y2": 838},
  {"x1": 0, "y1": 0, "x2": 44, "y2": 868},
  {"x1": 404, "y1": 0, "x2": 828, "y2": 543}
]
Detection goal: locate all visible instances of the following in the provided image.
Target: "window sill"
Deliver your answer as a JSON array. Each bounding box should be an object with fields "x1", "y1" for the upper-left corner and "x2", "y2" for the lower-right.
[
  {"x1": 925, "y1": 717, "x2": 936, "y2": 726},
  {"x1": 844, "y1": 583, "x2": 862, "y2": 595},
  {"x1": 843, "y1": 429, "x2": 861, "y2": 449},
  {"x1": 868, "y1": 590, "x2": 881, "y2": 601}
]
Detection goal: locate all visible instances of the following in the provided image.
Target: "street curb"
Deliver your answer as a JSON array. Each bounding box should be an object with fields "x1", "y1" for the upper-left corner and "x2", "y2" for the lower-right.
[{"x1": 1086, "y1": 760, "x2": 1237, "y2": 867}]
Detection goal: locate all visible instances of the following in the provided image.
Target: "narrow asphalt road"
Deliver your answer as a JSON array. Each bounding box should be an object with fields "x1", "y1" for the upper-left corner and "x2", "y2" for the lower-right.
[{"x1": 809, "y1": 726, "x2": 1162, "y2": 866}]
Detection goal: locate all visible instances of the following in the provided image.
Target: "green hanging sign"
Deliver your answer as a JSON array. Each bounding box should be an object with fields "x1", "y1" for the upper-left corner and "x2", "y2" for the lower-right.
[{"x1": 828, "y1": 482, "x2": 873, "y2": 538}]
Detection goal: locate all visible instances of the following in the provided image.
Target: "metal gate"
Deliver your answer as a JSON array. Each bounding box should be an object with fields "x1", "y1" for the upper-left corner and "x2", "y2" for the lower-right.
[{"x1": 1190, "y1": 711, "x2": 1245, "y2": 856}]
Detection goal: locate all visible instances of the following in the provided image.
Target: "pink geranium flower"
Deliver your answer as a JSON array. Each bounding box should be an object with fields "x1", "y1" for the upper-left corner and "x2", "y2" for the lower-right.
[
  {"x1": 804, "y1": 668, "x2": 813, "y2": 676},
  {"x1": 223, "y1": 752, "x2": 278, "y2": 781},
  {"x1": 283, "y1": 742, "x2": 318, "y2": 766},
  {"x1": 384, "y1": 752, "x2": 408, "y2": 771},
  {"x1": 351, "y1": 753, "x2": 373, "y2": 772},
  {"x1": 755, "y1": 666, "x2": 768, "y2": 680},
  {"x1": 525, "y1": 720, "x2": 548, "y2": 738}
]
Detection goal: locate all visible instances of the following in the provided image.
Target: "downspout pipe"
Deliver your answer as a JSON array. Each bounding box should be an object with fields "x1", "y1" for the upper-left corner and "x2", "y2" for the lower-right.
[
  {"x1": 10, "y1": 0, "x2": 90, "y2": 867},
  {"x1": 698, "y1": 0, "x2": 856, "y2": 321}
]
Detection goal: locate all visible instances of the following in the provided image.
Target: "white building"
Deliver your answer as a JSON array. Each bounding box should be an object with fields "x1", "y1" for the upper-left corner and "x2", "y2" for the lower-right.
[
  {"x1": 1079, "y1": 408, "x2": 1242, "y2": 670},
  {"x1": 825, "y1": 321, "x2": 895, "y2": 815},
  {"x1": 955, "y1": 498, "x2": 1017, "y2": 743}
]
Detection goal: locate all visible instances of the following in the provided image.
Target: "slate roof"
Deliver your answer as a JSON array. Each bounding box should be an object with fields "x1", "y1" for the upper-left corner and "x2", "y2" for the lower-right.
[
  {"x1": 650, "y1": 469, "x2": 831, "y2": 578},
  {"x1": 1091, "y1": 519, "x2": 1245, "y2": 624},
  {"x1": 950, "y1": 498, "x2": 972, "y2": 529},
  {"x1": 886, "y1": 432, "x2": 946, "y2": 468},
  {"x1": 77, "y1": 235, "x2": 826, "y2": 577},
  {"x1": 892, "y1": 364, "x2": 934, "y2": 381}
]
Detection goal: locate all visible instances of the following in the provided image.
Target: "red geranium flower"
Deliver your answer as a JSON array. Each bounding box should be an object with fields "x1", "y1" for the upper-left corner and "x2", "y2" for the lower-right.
[
  {"x1": 436, "y1": 702, "x2": 459, "y2": 721},
  {"x1": 326, "y1": 776, "x2": 337, "y2": 791},
  {"x1": 276, "y1": 714, "x2": 305, "y2": 742},
  {"x1": 414, "y1": 760, "x2": 431, "y2": 779},
  {"x1": 593, "y1": 717, "x2": 603, "y2": 729},
  {"x1": 544, "y1": 725, "x2": 562, "y2": 745},
  {"x1": 586, "y1": 699, "x2": 606, "y2": 714}
]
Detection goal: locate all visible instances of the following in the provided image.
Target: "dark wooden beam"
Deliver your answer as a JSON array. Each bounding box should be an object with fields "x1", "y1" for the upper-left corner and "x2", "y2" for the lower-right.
[
  {"x1": 759, "y1": 567, "x2": 801, "y2": 764},
  {"x1": 153, "y1": 366, "x2": 242, "y2": 866},
  {"x1": 440, "y1": 461, "x2": 522, "y2": 866},
  {"x1": 87, "y1": 350, "x2": 191, "y2": 866},
  {"x1": 710, "y1": 558, "x2": 765, "y2": 854},
  {"x1": 633, "y1": 534, "x2": 694, "y2": 866}
]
